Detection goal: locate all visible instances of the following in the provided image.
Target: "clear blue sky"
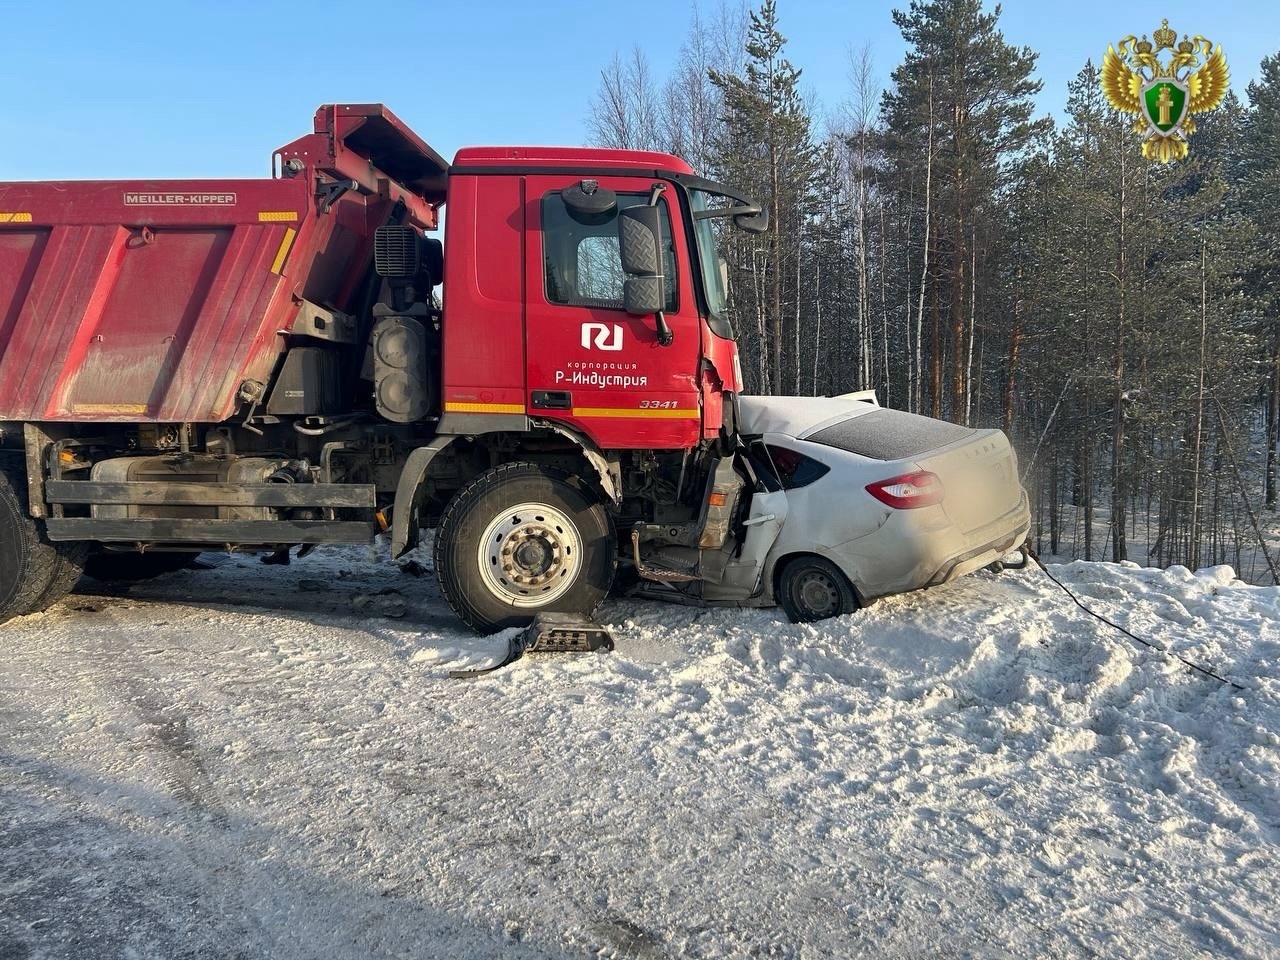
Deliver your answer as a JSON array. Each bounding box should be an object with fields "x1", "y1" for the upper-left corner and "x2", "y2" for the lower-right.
[{"x1": 0, "y1": 0, "x2": 1275, "y2": 181}]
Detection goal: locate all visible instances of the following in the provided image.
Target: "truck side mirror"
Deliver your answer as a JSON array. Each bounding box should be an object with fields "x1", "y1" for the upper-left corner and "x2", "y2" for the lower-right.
[
  {"x1": 623, "y1": 276, "x2": 664, "y2": 316},
  {"x1": 561, "y1": 180, "x2": 617, "y2": 220},
  {"x1": 619, "y1": 205, "x2": 663, "y2": 277},
  {"x1": 618, "y1": 206, "x2": 671, "y2": 344},
  {"x1": 732, "y1": 209, "x2": 769, "y2": 233}
]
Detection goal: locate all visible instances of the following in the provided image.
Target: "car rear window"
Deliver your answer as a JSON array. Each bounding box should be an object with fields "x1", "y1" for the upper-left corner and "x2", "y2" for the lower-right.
[
  {"x1": 765, "y1": 444, "x2": 829, "y2": 489},
  {"x1": 806, "y1": 409, "x2": 975, "y2": 460}
]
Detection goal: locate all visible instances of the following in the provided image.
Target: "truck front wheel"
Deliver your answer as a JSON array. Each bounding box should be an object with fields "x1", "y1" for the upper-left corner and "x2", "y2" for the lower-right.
[
  {"x1": 1, "y1": 463, "x2": 88, "y2": 624},
  {"x1": 434, "y1": 462, "x2": 615, "y2": 633}
]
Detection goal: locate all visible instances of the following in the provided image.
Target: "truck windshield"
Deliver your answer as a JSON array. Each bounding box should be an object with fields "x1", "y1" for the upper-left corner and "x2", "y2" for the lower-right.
[{"x1": 689, "y1": 189, "x2": 731, "y2": 329}]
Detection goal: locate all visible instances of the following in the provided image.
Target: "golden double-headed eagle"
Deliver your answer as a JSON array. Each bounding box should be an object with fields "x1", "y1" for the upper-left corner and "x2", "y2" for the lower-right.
[{"x1": 1101, "y1": 19, "x2": 1229, "y2": 162}]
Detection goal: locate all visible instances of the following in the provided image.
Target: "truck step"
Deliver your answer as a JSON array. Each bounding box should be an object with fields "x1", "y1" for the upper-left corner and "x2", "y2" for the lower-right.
[
  {"x1": 630, "y1": 529, "x2": 701, "y2": 583},
  {"x1": 522, "y1": 612, "x2": 615, "y2": 653},
  {"x1": 43, "y1": 518, "x2": 376, "y2": 545},
  {"x1": 449, "y1": 613, "x2": 614, "y2": 678}
]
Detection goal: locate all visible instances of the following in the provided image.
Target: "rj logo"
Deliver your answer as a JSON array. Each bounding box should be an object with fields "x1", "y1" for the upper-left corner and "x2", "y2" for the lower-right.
[{"x1": 581, "y1": 323, "x2": 623, "y2": 351}]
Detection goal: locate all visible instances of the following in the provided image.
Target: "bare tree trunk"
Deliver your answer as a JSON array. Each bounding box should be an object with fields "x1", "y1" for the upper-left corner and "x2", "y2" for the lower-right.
[
  {"x1": 812, "y1": 237, "x2": 823, "y2": 395},
  {"x1": 858, "y1": 192, "x2": 870, "y2": 389},
  {"x1": 1189, "y1": 237, "x2": 1209, "y2": 568},
  {"x1": 965, "y1": 228, "x2": 977, "y2": 424},
  {"x1": 1267, "y1": 327, "x2": 1279, "y2": 508},
  {"x1": 848, "y1": 42, "x2": 877, "y2": 395},
  {"x1": 1081, "y1": 201, "x2": 1093, "y2": 560},
  {"x1": 904, "y1": 194, "x2": 915, "y2": 411},
  {"x1": 752, "y1": 247, "x2": 768, "y2": 392},
  {"x1": 973, "y1": 333, "x2": 985, "y2": 419},
  {"x1": 916, "y1": 72, "x2": 935, "y2": 417},
  {"x1": 1003, "y1": 256, "x2": 1022, "y2": 434},
  {"x1": 1080, "y1": 439, "x2": 1093, "y2": 560},
  {"x1": 769, "y1": 140, "x2": 783, "y2": 394},
  {"x1": 853, "y1": 163, "x2": 867, "y2": 392},
  {"x1": 930, "y1": 226, "x2": 942, "y2": 420},
  {"x1": 949, "y1": 117, "x2": 967, "y2": 424},
  {"x1": 793, "y1": 223, "x2": 803, "y2": 394},
  {"x1": 1050, "y1": 451, "x2": 1061, "y2": 555},
  {"x1": 880, "y1": 196, "x2": 890, "y2": 403},
  {"x1": 1111, "y1": 146, "x2": 1128, "y2": 563}
]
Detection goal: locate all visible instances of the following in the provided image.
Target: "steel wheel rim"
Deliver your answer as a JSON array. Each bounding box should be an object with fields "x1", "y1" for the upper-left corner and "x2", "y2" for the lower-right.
[
  {"x1": 477, "y1": 502, "x2": 582, "y2": 606},
  {"x1": 795, "y1": 569, "x2": 840, "y2": 618}
]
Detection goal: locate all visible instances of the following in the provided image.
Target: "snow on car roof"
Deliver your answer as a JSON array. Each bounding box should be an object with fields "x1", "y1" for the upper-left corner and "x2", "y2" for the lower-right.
[
  {"x1": 737, "y1": 394, "x2": 879, "y2": 437},
  {"x1": 806, "y1": 407, "x2": 976, "y2": 459}
]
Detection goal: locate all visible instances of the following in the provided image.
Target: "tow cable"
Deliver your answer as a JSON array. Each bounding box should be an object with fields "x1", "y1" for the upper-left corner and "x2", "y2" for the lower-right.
[
  {"x1": 1024, "y1": 547, "x2": 1245, "y2": 691},
  {"x1": 449, "y1": 612, "x2": 615, "y2": 679}
]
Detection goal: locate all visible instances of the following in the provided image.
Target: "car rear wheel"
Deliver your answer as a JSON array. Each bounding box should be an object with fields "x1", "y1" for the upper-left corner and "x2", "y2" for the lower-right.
[
  {"x1": 434, "y1": 462, "x2": 616, "y2": 634},
  {"x1": 778, "y1": 555, "x2": 859, "y2": 624}
]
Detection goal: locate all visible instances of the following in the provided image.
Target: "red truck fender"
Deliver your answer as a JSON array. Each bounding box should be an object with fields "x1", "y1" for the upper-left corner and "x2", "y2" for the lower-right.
[
  {"x1": 389, "y1": 424, "x2": 621, "y2": 559},
  {"x1": 533, "y1": 420, "x2": 621, "y2": 505}
]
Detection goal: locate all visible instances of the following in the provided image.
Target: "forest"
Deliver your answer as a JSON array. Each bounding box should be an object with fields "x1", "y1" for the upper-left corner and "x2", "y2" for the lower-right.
[{"x1": 586, "y1": 0, "x2": 1280, "y2": 583}]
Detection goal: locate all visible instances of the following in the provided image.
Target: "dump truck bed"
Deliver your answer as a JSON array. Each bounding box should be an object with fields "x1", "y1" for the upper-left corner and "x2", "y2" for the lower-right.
[{"x1": 0, "y1": 104, "x2": 447, "y2": 424}]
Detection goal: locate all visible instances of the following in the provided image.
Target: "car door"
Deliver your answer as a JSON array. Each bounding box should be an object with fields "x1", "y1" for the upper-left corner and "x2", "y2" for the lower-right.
[{"x1": 707, "y1": 443, "x2": 791, "y2": 599}]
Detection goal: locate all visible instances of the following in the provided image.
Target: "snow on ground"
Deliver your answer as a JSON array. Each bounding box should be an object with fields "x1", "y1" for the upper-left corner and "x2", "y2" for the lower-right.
[{"x1": 0, "y1": 546, "x2": 1277, "y2": 959}]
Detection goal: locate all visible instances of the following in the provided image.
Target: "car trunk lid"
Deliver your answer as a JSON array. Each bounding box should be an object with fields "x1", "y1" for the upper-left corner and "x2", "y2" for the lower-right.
[{"x1": 915, "y1": 431, "x2": 1023, "y2": 534}]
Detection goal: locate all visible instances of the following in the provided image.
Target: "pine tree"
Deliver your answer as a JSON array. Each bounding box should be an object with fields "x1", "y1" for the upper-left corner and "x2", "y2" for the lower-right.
[
  {"x1": 1239, "y1": 56, "x2": 1280, "y2": 508},
  {"x1": 710, "y1": 0, "x2": 821, "y2": 394},
  {"x1": 882, "y1": 0, "x2": 1051, "y2": 423}
]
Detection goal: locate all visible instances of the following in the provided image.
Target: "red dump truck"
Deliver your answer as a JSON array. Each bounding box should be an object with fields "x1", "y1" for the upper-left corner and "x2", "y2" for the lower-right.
[{"x1": 0, "y1": 104, "x2": 1029, "y2": 632}]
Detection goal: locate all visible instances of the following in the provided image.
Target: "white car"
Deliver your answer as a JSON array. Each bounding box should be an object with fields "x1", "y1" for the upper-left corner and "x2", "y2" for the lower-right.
[{"x1": 697, "y1": 393, "x2": 1031, "y2": 622}]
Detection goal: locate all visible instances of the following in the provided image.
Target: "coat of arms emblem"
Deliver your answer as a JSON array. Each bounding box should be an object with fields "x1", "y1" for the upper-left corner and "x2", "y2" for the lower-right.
[{"x1": 1101, "y1": 19, "x2": 1229, "y2": 162}]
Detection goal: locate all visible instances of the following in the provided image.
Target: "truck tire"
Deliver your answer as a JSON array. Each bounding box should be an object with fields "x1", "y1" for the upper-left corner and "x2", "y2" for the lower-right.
[
  {"x1": 777, "y1": 555, "x2": 859, "y2": 624},
  {"x1": 0, "y1": 463, "x2": 87, "y2": 624},
  {"x1": 434, "y1": 462, "x2": 616, "y2": 634}
]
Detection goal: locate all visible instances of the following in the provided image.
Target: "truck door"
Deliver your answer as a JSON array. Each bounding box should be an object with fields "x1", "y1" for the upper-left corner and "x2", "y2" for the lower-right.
[{"x1": 523, "y1": 175, "x2": 702, "y2": 450}]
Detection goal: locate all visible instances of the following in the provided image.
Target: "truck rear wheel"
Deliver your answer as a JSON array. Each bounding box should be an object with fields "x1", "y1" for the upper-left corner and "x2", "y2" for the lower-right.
[
  {"x1": 434, "y1": 462, "x2": 615, "y2": 634},
  {"x1": 0, "y1": 463, "x2": 87, "y2": 624}
]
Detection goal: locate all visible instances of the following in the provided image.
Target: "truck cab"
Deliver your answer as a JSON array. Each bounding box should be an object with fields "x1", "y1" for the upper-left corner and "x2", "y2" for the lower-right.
[{"x1": 438, "y1": 148, "x2": 749, "y2": 451}]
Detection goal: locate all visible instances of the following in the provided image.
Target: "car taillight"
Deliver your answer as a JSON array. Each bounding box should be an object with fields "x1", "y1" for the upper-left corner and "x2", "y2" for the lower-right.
[{"x1": 865, "y1": 471, "x2": 943, "y2": 509}]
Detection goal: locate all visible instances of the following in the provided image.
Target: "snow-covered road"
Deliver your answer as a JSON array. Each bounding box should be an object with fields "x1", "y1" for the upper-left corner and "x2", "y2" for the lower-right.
[{"x1": 1, "y1": 547, "x2": 1277, "y2": 958}]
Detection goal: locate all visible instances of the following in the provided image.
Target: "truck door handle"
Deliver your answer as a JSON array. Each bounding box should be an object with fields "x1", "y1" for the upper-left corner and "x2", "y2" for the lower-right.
[
  {"x1": 531, "y1": 390, "x2": 572, "y2": 410},
  {"x1": 742, "y1": 514, "x2": 777, "y2": 526}
]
